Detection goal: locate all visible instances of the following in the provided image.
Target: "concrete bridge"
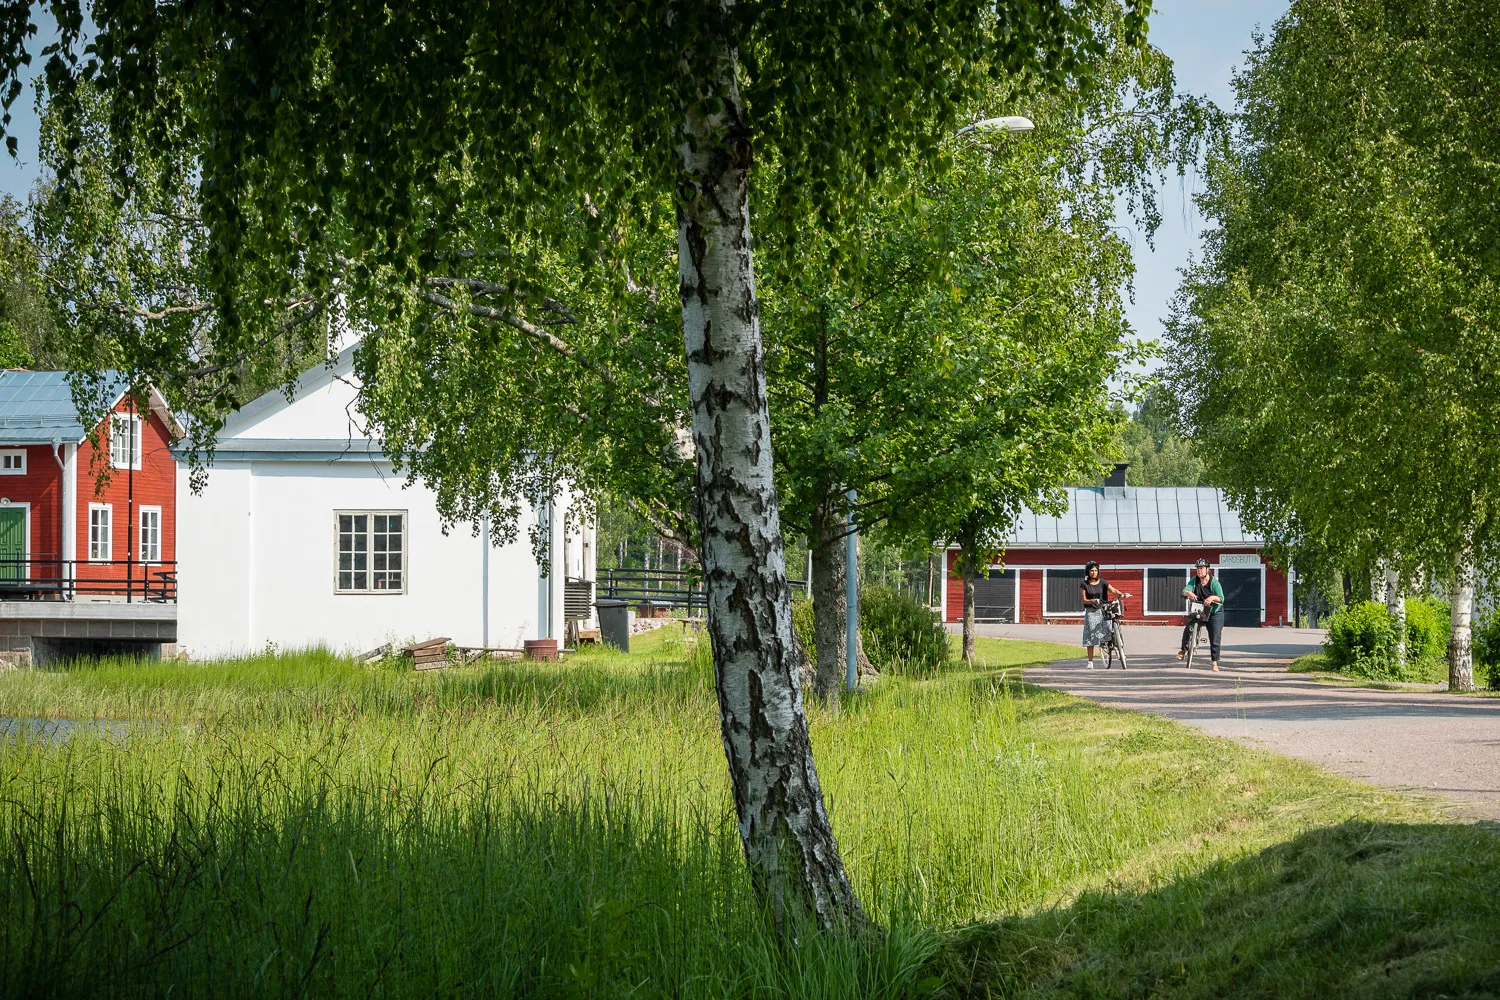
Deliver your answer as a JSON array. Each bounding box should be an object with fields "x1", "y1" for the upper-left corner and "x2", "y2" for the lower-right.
[{"x1": 0, "y1": 601, "x2": 176, "y2": 667}]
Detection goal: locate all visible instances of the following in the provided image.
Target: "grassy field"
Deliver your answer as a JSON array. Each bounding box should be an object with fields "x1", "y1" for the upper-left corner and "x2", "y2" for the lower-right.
[{"x1": 1, "y1": 630, "x2": 1496, "y2": 998}]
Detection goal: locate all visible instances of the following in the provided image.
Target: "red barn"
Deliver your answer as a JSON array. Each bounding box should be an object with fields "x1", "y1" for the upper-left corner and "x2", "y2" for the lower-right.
[
  {"x1": 0, "y1": 370, "x2": 180, "y2": 601},
  {"x1": 942, "y1": 484, "x2": 1291, "y2": 628}
]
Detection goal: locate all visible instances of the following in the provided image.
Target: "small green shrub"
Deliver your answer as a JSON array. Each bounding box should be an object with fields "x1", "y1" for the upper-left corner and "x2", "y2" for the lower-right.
[
  {"x1": 1325, "y1": 597, "x2": 1452, "y2": 683},
  {"x1": 860, "y1": 585, "x2": 948, "y2": 677},
  {"x1": 1473, "y1": 611, "x2": 1500, "y2": 691},
  {"x1": 1402, "y1": 596, "x2": 1451, "y2": 683},
  {"x1": 1324, "y1": 600, "x2": 1399, "y2": 678},
  {"x1": 1404, "y1": 596, "x2": 1450, "y2": 664}
]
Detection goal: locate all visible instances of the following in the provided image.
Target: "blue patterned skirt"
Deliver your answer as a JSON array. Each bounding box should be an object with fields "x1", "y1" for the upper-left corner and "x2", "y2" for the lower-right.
[{"x1": 1082, "y1": 607, "x2": 1111, "y2": 646}]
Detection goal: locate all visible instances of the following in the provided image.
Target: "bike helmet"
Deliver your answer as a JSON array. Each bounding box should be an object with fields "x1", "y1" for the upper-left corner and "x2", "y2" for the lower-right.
[
  {"x1": 1084, "y1": 560, "x2": 1101, "y2": 574},
  {"x1": 1193, "y1": 558, "x2": 1210, "y2": 568}
]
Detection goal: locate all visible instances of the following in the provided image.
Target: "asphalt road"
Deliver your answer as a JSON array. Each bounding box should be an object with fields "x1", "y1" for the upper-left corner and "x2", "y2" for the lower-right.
[{"x1": 960, "y1": 622, "x2": 1500, "y2": 820}]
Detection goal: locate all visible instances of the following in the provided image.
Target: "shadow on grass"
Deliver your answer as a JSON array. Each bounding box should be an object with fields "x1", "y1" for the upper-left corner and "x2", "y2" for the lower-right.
[{"x1": 938, "y1": 819, "x2": 1500, "y2": 998}]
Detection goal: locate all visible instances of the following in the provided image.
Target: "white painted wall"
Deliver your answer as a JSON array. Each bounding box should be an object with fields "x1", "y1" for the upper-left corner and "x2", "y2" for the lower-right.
[
  {"x1": 176, "y1": 344, "x2": 592, "y2": 660},
  {"x1": 176, "y1": 463, "x2": 253, "y2": 653},
  {"x1": 177, "y1": 456, "x2": 576, "y2": 658}
]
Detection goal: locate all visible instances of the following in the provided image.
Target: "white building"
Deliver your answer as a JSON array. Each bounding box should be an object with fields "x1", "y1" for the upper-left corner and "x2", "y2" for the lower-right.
[{"x1": 175, "y1": 344, "x2": 595, "y2": 659}]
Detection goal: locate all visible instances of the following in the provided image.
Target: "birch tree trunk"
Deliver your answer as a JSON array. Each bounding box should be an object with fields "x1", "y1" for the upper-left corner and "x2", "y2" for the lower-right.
[
  {"x1": 675, "y1": 30, "x2": 864, "y2": 932},
  {"x1": 810, "y1": 504, "x2": 848, "y2": 701},
  {"x1": 1385, "y1": 564, "x2": 1406, "y2": 667},
  {"x1": 1449, "y1": 544, "x2": 1476, "y2": 692},
  {"x1": 962, "y1": 557, "x2": 978, "y2": 664}
]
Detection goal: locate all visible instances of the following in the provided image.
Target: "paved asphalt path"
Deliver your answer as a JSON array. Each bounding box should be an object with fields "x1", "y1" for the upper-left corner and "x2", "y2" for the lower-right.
[{"x1": 958, "y1": 622, "x2": 1500, "y2": 820}]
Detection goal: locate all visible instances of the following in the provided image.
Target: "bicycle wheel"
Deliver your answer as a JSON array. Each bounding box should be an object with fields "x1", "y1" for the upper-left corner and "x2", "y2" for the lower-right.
[
  {"x1": 1114, "y1": 624, "x2": 1128, "y2": 670},
  {"x1": 1185, "y1": 621, "x2": 1199, "y2": 669}
]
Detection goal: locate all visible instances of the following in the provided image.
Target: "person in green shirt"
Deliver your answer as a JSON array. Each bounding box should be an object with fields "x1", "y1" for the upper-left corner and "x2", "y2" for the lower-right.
[{"x1": 1176, "y1": 558, "x2": 1225, "y2": 671}]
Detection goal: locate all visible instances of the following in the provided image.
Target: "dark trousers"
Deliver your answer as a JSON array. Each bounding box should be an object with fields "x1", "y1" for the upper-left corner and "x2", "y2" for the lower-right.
[{"x1": 1181, "y1": 614, "x2": 1223, "y2": 661}]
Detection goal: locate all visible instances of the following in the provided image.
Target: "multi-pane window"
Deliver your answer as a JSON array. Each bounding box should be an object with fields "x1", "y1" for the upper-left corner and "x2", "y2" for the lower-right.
[
  {"x1": 1146, "y1": 568, "x2": 1190, "y2": 614},
  {"x1": 110, "y1": 414, "x2": 142, "y2": 470},
  {"x1": 0, "y1": 450, "x2": 25, "y2": 474},
  {"x1": 336, "y1": 511, "x2": 406, "y2": 593},
  {"x1": 1043, "y1": 568, "x2": 1087, "y2": 614},
  {"x1": 139, "y1": 506, "x2": 162, "y2": 564},
  {"x1": 89, "y1": 504, "x2": 113, "y2": 562}
]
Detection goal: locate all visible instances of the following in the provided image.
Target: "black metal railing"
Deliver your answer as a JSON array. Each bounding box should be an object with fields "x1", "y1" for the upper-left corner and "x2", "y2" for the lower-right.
[
  {"x1": 598, "y1": 568, "x2": 806, "y2": 611},
  {"x1": 0, "y1": 558, "x2": 178, "y2": 603}
]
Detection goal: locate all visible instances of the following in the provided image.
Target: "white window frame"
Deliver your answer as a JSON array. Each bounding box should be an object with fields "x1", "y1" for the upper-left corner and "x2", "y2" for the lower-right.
[
  {"x1": 0, "y1": 449, "x2": 25, "y2": 475},
  {"x1": 110, "y1": 413, "x2": 143, "y2": 471},
  {"x1": 88, "y1": 503, "x2": 113, "y2": 562},
  {"x1": 1041, "y1": 567, "x2": 1088, "y2": 617},
  {"x1": 334, "y1": 509, "x2": 408, "y2": 595},
  {"x1": 1143, "y1": 565, "x2": 1193, "y2": 616},
  {"x1": 138, "y1": 505, "x2": 162, "y2": 565}
]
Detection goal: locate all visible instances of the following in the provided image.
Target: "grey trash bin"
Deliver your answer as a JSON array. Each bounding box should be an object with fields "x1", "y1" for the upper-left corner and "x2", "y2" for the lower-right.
[{"x1": 596, "y1": 599, "x2": 634, "y2": 653}]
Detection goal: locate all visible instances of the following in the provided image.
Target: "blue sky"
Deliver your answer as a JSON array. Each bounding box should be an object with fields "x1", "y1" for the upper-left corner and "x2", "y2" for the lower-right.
[
  {"x1": 2, "y1": 2, "x2": 1291, "y2": 351},
  {"x1": 1114, "y1": 0, "x2": 1291, "y2": 358}
]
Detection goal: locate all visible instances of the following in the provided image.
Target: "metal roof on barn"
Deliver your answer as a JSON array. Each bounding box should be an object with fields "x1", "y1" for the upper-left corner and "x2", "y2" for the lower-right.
[
  {"x1": 0, "y1": 370, "x2": 128, "y2": 444},
  {"x1": 1008, "y1": 487, "x2": 1261, "y2": 547}
]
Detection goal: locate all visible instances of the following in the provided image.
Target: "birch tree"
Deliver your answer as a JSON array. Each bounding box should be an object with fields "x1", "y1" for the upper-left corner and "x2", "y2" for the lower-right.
[
  {"x1": 1164, "y1": 0, "x2": 1500, "y2": 690},
  {"x1": 2, "y1": 0, "x2": 1152, "y2": 926}
]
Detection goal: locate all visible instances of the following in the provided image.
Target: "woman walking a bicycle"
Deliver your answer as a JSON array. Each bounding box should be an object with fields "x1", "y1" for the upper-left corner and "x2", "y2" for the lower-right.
[
  {"x1": 1080, "y1": 561, "x2": 1128, "y2": 669},
  {"x1": 1178, "y1": 558, "x2": 1225, "y2": 671}
]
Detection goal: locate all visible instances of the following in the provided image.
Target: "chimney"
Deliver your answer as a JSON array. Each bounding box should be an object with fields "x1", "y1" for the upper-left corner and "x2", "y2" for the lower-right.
[{"x1": 1104, "y1": 463, "x2": 1129, "y2": 488}]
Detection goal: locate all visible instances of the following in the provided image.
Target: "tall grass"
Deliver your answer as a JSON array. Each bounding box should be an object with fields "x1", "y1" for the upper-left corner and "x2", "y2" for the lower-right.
[{"x1": 0, "y1": 629, "x2": 1456, "y2": 997}]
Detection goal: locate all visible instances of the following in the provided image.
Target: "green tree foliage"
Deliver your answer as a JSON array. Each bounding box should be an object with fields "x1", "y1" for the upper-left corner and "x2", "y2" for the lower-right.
[
  {"x1": 1163, "y1": 0, "x2": 1499, "y2": 689},
  {"x1": 1115, "y1": 385, "x2": 1207, "y2": 487},
  {"x1": 0, "y1": 194, "x2": 49, "y2": 367}
]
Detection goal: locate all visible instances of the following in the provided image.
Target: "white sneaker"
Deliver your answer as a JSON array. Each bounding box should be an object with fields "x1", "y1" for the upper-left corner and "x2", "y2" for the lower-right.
[{"x1": 1086, "y1": 660, "x2": 1095, "y2": 669}]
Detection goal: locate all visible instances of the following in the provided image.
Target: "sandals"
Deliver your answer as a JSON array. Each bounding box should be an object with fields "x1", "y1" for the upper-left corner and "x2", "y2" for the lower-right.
[{"x1": 1175, "y1": 650, "x2": 1186, "y2": 661}]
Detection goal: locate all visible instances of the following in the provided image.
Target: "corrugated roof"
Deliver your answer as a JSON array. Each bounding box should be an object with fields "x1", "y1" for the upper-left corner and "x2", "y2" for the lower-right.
[
  {"x1": 0, "y1": 370, "x2": 126, "y2": 444},
  {"x1": 1008, "y1": 487, "x2": 1260, "y2": 547}
]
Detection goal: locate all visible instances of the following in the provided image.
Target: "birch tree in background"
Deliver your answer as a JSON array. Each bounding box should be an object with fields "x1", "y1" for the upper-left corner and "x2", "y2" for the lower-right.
[{"x1": 1164, "y1": 0, "x2": 1499, "y2": 690}]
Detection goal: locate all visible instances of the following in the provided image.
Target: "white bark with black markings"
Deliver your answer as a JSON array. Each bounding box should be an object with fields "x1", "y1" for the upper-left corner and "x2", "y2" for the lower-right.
[
  {"x1": 674, "y1": 33, "x2": 864, "y2": 932},
  {"x1": 1384, "y1": 564, "x2": 1406, "y2": 666},
  {"x1": 1450, "y1": 544, "x2": 1476, "y2": 692}
]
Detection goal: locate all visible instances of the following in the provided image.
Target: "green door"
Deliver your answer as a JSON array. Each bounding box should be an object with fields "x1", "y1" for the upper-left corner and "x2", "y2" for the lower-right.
[{"x1": 0, "y1": 507, "x2": 25, "y2": 583}]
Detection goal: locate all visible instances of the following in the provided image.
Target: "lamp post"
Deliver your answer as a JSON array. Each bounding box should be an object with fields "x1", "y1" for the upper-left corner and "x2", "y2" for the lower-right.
[
  {"x1": 950, "y1": 115, "x2": 1035, "y2": 139},
  {"x1": 837, "y1": 114, "x2": 1032, "y2": 690},
  {"x1": 846, "y1": 489, "x2": 858, "y2": 691}
]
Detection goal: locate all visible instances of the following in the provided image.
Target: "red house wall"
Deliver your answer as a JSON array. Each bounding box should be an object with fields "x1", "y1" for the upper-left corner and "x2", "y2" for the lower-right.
[
  {"x1": 74, "y1": 399, "x2": 177, "y2": 594},
  {"x1": 0, "y1": 445, "x2": 66, "y2": 577},
  {"x1": 945, "y1": 548, "x2": 1290, "y2": 627}
]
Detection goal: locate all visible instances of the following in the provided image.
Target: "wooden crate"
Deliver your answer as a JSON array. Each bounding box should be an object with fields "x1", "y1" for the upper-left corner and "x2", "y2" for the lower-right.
[{"x1": 404, "y1": 637, "x2": 452, "y2": 670}]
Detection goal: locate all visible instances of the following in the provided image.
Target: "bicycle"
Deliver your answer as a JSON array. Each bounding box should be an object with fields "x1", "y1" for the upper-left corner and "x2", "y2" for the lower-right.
[
  {"x1": 1100, "y1": 596, "x2": 1130, "y2": 669},
  {"x1": 1183, "y1": 601, "x2": 1210, "y2": 669}
]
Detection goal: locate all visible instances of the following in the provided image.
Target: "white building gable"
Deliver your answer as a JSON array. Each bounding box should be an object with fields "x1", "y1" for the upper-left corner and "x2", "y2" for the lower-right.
[
  {"x1": 216, "y1": 345, "x2": 370, "y2": 443},
  {"x1": 175, "y1": 345, "x2": 593, "y2": 659}
]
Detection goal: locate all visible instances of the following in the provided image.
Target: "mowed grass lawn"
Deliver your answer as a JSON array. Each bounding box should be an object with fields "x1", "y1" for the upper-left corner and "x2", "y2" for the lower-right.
[{"x1": 2, "y1": 630, "x2": 1497, "y2": 998}]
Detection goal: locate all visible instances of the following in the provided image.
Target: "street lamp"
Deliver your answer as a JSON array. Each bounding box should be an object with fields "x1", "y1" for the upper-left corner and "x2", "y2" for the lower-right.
[
  {"x1": 839, "y1": 114, "x2": 1032, "y2": 692},
  {"x1": 951, "y1": 115, "x2": 1035, "y2": 139}
]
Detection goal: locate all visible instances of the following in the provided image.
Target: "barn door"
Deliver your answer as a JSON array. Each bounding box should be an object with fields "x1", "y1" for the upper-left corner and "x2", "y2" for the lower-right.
[
  {"x1": 0, "y1": 507, "x2": 24, "y2": 583},
  {"x1": 972, "y1": 569, "x2": 1018, "y2": 622},
  {"x1": 1218, "y1": 568, "x2": 1262, "y2": 627}
]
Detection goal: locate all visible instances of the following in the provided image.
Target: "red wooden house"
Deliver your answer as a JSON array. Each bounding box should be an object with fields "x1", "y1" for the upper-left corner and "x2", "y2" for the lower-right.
[
  {"x1": 0, "y1": 371, "x2": 180, "y2": 601},
  {"x1": 942, "y1": 482, "x2": 1291, "y2": 628}
]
